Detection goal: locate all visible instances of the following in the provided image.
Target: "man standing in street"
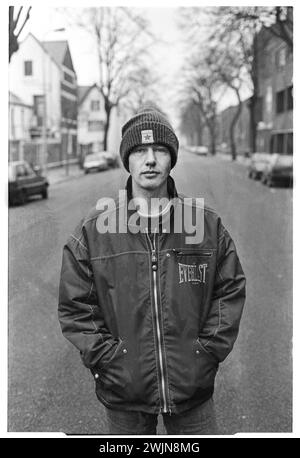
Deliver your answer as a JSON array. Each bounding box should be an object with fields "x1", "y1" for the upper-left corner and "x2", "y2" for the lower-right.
[{"x1": 58, "y1": 105, "x2": 246, "y2": 435}]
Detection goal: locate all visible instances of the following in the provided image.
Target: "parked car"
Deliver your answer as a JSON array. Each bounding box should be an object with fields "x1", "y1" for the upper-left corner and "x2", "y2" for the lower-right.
[
  {"x1": 102, "y1": 150, "x2": 119, "y2": 168},
  {"x1": 261, "y1": 154, "x2": 293, "y2": 187},
  {"x1": 248, "y1": 152, "x2": 271, "y2": 179},
  {"x1": 8, "y1": 161, "x2": 49, "y2": 206},
  {"x1": 191, "y1": 145, "x2": 209, "y2": 156},
  {"x1": 83, "y1": 152, "x2": 109, "y2": 174}
]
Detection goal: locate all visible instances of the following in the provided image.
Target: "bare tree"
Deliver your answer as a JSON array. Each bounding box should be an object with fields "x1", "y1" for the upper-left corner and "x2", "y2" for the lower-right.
[
  {"x1": 178, "y1": 101, "x2": 205, "y2": 147},
  {"x1": 121, "y1": 66, "x2": 162, "y2": 116},
  {"x1": 211, "y1": 40, "x2": 246, "y2": 160},
  {"x1": 207, "y1": 6, "x2": 293, "y2": 153},
  {"x1": 75, "y1": 7, "x2": 157, "y2": 150},
  {"x1": 181, "y1": 66, "x2": 220, "y2": 156},
  {"x1": 178, "y1": 7, "x2": 293, "y2": 155},
  {"x1": 9, "y1": 6, "x2": 32, "y2": 62}
]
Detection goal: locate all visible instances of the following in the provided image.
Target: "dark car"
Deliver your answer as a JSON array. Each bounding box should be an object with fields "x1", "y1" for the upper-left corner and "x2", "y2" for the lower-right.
[
  {"x1": 261, "y1": 154, "x2": 293, "y2": 187},
  {"x1": 8, "y1": 161, "x2": 49, "y2": 205},
  {"x1": 248, "y1": 152, "x2": 271, "y2": 179}
]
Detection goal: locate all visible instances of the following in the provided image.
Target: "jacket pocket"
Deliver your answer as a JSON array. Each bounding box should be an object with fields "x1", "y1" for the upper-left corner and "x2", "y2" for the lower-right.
[
  {"x1": 173, "y1": 249, "x2": 213, "y2": 257},
  {"x1": 91, "y1": 338, "x2": 125, "y2": 379},
  {"x1": 100, "y1": 337, "x2": 125, "y2": 368},
  {"x1": 193, "y1": 338, "x2": 219, "y2": 389},
  {"x1": 196, "y1": 337, "x2": 219, "y2": 364},
  {"x1": 92, "y1": 338, "x2": 132, "y2": 396}
]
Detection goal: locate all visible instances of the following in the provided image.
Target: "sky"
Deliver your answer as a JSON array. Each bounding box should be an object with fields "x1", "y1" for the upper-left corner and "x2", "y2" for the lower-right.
[
  {"x1": 13, "y1": 3, "x2": 250, "y2": 127},
  {"x1": 16, "y1": 6, "x2": 186, "y2": 125}
]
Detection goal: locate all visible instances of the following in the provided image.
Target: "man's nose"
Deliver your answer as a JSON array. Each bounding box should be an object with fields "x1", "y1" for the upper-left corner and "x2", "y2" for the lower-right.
[{"x1": 145, "y1": 147, "x2": 156, "y2": 166}]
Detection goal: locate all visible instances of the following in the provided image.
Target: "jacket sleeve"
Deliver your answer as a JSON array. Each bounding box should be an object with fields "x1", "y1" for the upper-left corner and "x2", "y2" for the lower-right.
[
  {"x1": 58, "y1": 222, "x2": 117, "y2": 369},
  {"x1": 199, "y1": 221, "x2": 246, "y2": 362}
]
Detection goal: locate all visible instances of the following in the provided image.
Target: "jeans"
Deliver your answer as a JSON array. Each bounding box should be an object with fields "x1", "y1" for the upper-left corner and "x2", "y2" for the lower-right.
[{"x1": 105, "y1": 398, "x2": 219, "y2": 435}]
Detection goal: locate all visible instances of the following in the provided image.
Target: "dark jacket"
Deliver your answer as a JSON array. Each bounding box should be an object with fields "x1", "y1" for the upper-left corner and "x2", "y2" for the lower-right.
[{"x1": 58, "y1": 177, "x2": 246, "y2": 415}]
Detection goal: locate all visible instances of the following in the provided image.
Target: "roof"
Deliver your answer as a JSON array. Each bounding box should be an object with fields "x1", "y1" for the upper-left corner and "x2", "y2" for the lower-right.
[
  {"x1": 78, "y1": 86, "x2": 92, "y2": 105},
  {"x1": 78, "y1": 84, "x2": 101, "y2": 105},
  {"x1": 42, "y1": 40, "x2": 68, "y2": 66}
]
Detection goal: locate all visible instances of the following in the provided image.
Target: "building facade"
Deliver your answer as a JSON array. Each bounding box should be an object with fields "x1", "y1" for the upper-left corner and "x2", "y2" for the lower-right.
[
  {"x1": 77, "y1": 84, "x2": 122, "y2": 163},
  {"x1": 203, "y1": 15, "x2": 293, "y2": 157},
  {"x1": 77, "y1": 85, "x2": 106, "y2": 157},
  {"x1": 255, "y1": 22, "x2": 293, "y2": 155},
  {"x1": 9, "y1": 33, "x2": 78, "y2": 165}
]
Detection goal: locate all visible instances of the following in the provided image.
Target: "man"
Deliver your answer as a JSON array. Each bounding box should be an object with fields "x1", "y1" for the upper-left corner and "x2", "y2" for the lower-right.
[{"x1": 58, "y1": 105, "x2": 246, "y2": 435}]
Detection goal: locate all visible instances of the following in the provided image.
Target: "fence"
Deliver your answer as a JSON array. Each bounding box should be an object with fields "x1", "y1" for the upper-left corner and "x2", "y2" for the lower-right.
[{"x1": 9, "y1": 139, "x2": 79, "y2": 167}]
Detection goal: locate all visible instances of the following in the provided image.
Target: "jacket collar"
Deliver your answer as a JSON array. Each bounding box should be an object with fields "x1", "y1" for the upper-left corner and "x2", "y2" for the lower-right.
[{"x1": 124, "y1": 175, "x2": 178, "y2": 233}]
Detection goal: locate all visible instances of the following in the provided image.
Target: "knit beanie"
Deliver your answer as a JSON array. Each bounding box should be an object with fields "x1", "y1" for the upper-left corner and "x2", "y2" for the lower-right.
[{"x1": 120, "y1": 104, "x2": 179, "y2": 172}]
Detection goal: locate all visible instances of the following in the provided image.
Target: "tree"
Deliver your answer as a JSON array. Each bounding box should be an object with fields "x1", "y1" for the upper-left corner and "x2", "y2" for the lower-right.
[
  {"x1": 9, "y1": 6, "x2": 32, "y2": 62},
  {"x1": 74, "y1": 7, "x2": 157, "y2": 150},
  {"x1": 178, "y1": 101, "x2": 205, "y2": 147},
  {"x1": 120, "y1": 65, "x2": 162, "y2": 116},
  {"x1": 179, "y1": 59, "x2": 222, "y2": 156},
  {"x1": 207, "y1": 6, "x2": 293, "y2": 154},
  {"x1": 178, "y1": 6, "x2": 293, "y2": 155}
]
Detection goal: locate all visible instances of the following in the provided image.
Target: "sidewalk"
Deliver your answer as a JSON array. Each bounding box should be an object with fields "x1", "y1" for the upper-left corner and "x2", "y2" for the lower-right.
[
  {"x1": 216, "y1": 152, "x2": 250, "y2": 167},
  {"x1": 45, "y1": 163, "x2": 83, "y2": 185}
]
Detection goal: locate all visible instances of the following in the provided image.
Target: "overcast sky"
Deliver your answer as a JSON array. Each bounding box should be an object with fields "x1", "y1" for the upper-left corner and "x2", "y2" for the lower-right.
[{"x1": 16, "y1": 6, "x2": 189, "y2": 124}]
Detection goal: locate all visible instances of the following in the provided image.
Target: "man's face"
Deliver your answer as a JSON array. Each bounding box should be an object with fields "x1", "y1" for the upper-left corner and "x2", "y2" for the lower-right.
[{"x1": 128, "y1": 144, "x2": 172, "y2": 193}]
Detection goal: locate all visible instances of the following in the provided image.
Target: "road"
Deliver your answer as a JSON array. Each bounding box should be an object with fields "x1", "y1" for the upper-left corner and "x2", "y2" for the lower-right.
[{"x1": 8, "y1": 150, "x2": 293, "y2": 435}]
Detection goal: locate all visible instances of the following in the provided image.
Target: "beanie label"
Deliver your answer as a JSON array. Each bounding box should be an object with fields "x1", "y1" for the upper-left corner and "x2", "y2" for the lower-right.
[{"x1": 141, "y1": 130, "x2": 154, "y2": 144}]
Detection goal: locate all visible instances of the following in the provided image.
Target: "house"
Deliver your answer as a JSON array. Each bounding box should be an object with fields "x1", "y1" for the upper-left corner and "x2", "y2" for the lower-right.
[
  {"x1": 77, "y1": 84, "x2": 122, "y2": 163},
  {"x1": 255, "y1": 17, "x2": 293, "y2": 154},
  {"x1": 77, "y1": 84, "x2": 106, "y2": 158},
  {"x1": 9, "y1": 32, "x2": 78, "y2": 165}
]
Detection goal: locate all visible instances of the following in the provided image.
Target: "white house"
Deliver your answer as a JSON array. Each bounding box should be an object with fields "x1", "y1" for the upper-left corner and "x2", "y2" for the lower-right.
[
  {"x1": 9, "y1": 33, "x2": 78, "y2": 165},
  {"x1": 77, "y1": 84, "x2": 122, "y2": 159},
  {"x1": 9, "y1": 33, "x2": 61, "y2": 139}
]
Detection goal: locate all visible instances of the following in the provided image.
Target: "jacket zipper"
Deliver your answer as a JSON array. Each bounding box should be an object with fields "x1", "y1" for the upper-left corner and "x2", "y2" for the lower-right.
[{"x1": 146, "y1": 232, "x2": 169, "y2": 414}]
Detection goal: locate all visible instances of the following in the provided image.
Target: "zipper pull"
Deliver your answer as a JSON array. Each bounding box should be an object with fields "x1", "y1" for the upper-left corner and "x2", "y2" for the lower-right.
[{"x1": 151, "y1": 249, "x2": 158, "y2": 271}]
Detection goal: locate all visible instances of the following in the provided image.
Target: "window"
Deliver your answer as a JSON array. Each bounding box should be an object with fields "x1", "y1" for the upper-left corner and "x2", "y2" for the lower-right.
[
  {"x1": 286, "y1": 133, "x2": 293, "y2": 155},
  {"x1": 34, "y1": 95, "x2": 45, "y2": 127},
  {"x1": 64, "y1": 72, "x2": 74, "y2": 84},
  {"x1": 277, "y1": 133, "x2": 284, "y2": 153},
  {"x1": 287, "y1": 86, "x2": 293, "y2": 110},
  {"x1": 10, "y1": 108, "x2": 15, "y2": 138},
  {"x1": 277, "y1": 48, "x2": 286, "y2": 67},
  {"x1": 88, "y1": 120, "x2": 104, "y2": 131},
  {"x1": 15, "y1": 164, "x2": 26, "y2": 177},
  {"x1": 276, "y1": 90, "x2": 285, "y2": 114},
  {"x1": 24, "y1": 61, "x2": 33, "y2": 76},
  {"x1": 270, "y1": 133, "x2": 293, "y2": 155},
  {"x1": 23, "y1": 162, "x2": 35, "y2": 176},
  {"x1": 91, "y1": 100, "x2": 100, "y2": 111}
]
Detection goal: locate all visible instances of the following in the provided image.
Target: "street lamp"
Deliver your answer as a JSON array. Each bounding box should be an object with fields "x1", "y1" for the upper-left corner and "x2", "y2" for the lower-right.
[{"x1": 41, "y1": 28, "x2": 65, "y2": 175}]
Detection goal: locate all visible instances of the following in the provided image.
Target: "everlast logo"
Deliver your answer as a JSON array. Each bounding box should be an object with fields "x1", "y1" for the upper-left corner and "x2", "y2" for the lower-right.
[{"x1": 178, "y1": 262, "x2": 208, "y2": 284}]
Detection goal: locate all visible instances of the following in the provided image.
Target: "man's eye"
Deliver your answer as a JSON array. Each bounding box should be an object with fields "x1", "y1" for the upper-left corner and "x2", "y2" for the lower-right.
[
  {"x1": 133, "y1": 148, "x2": 145, "y2": 154},
  {"x1": 155, "y1": 147, "x2": 168, "y2": 153}
]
